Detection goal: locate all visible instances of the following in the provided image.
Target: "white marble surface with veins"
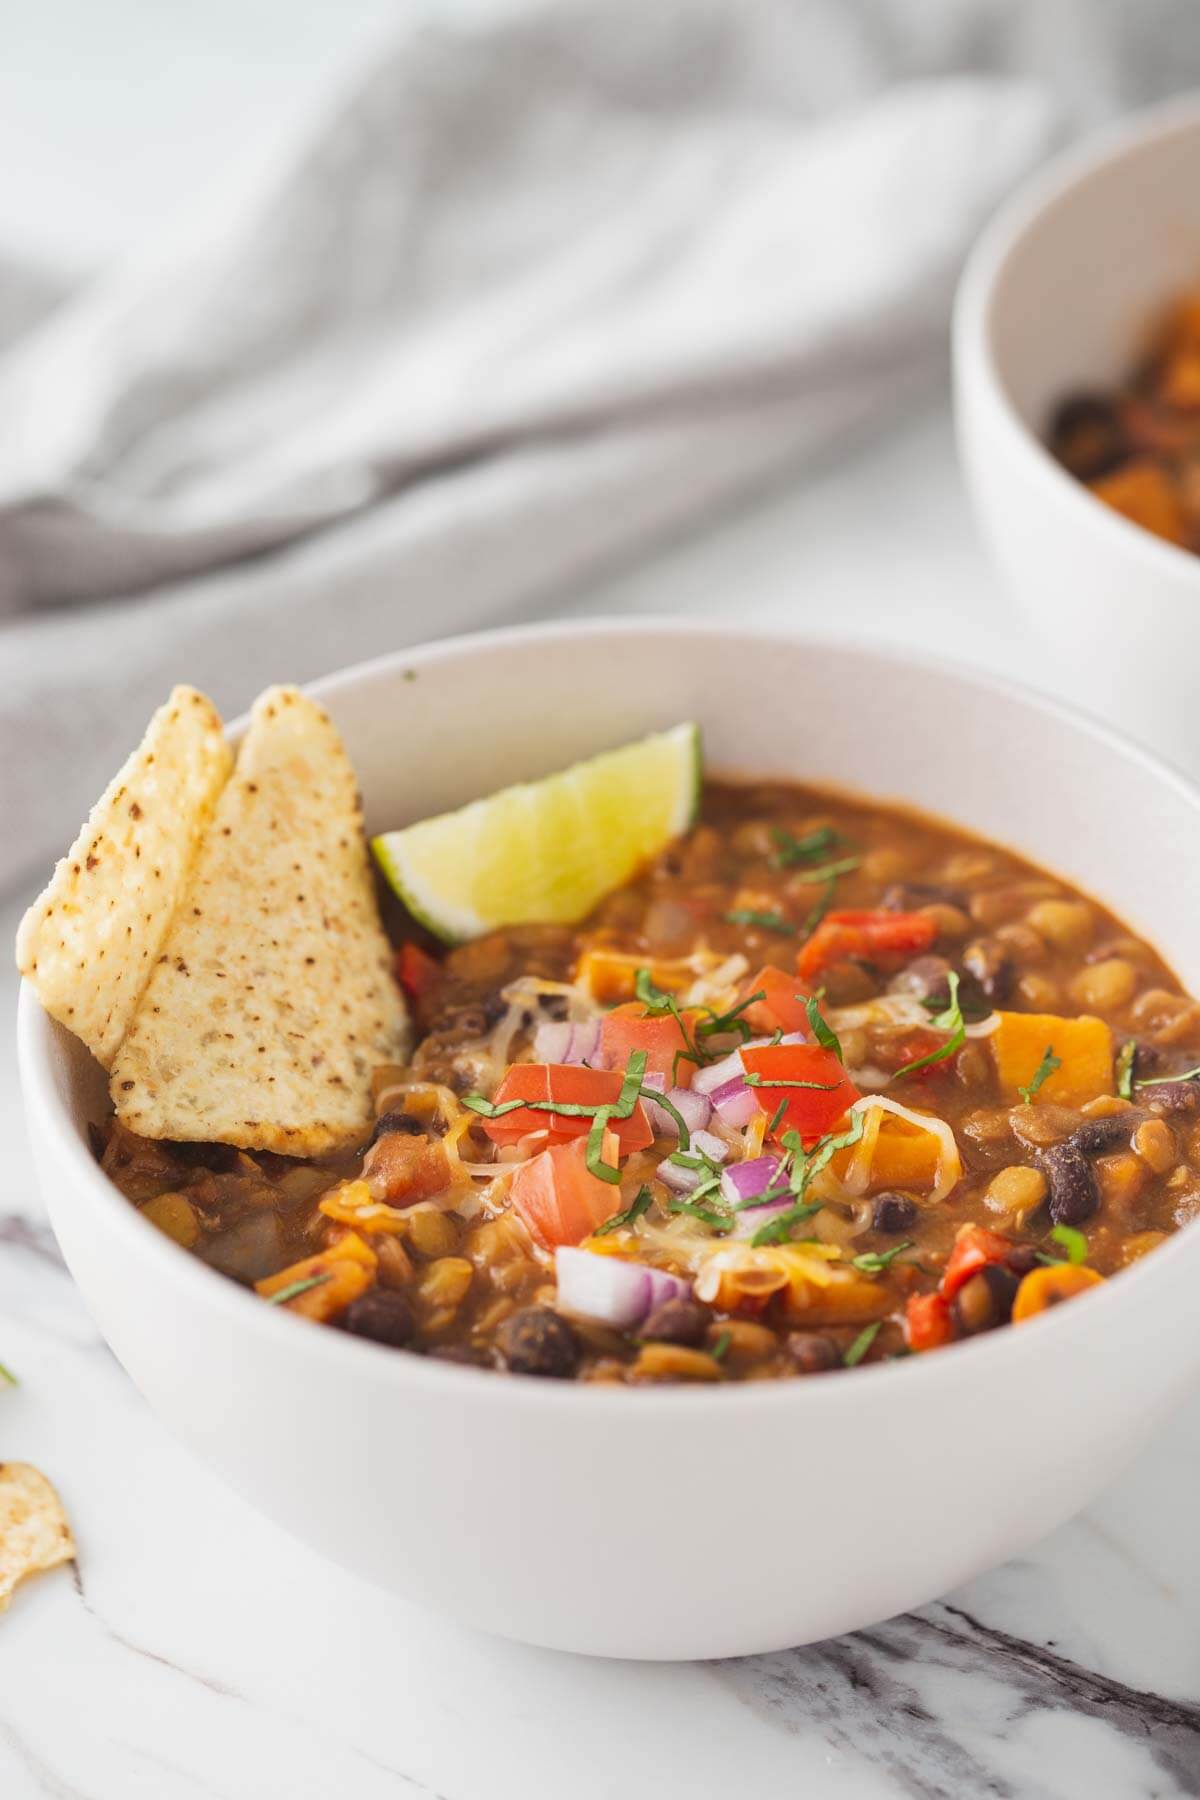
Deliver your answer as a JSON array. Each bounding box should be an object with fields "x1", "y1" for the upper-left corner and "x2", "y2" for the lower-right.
[{"x1": 4, "y1": 402, "x2": 1200, "y2": 1800}]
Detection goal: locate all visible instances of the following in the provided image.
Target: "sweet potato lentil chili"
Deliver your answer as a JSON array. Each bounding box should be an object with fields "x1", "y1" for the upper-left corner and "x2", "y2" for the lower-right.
[
  {"x1": 99, "y1": 781, "x2": 1200, "y2": 1383},
  {"x1": 1049, "y1": 286, "x2": 1200, "y2": 551}
]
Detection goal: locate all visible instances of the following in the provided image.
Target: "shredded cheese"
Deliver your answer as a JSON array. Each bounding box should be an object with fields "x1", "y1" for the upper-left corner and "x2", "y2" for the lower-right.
[{"x1": 838, "y1": 1095, "x2": 962, "y2": 1205}]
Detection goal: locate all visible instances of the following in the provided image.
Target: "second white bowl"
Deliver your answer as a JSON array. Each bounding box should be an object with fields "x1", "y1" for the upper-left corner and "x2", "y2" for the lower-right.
[{"x1": 955, "y1": 96, "x2": 1200, "y2": 776}]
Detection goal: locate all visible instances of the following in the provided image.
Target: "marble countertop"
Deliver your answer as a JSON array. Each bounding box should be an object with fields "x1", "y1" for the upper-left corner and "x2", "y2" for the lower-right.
[{"x1": 4, "y1": 399, "x2": 1200, "y2": 1800}]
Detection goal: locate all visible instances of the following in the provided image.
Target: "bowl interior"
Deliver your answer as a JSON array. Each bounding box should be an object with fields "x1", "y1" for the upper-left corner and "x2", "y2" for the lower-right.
[
  {"x1": 984, "y1": 106, "x2": 1200, "y2": 435},
  {"x1": 30, "y1": 621, "x2": 1200, "y2": 1231}
]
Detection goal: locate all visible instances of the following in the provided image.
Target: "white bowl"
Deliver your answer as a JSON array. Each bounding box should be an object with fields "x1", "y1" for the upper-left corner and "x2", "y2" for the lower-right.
[
  {"x1": 954, "y1": 96, "x2": 1200, "y2": 776},
  {"x1": 18, "y1": 619, "x2": 1200, "y2": 1659}
]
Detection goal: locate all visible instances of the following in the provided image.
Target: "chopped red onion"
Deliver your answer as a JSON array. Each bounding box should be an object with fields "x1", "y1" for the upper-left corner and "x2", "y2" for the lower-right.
[
  {"x1": 730, "y1": 1195, "x2": 794, "y2": 1239},
  {"x1": 691, "y1": 1129, "x2": 729, "y2": 1165},
  {"x1": 555, "y1": 1247, "x2": 689, "y2": 1328},
  {"x1": 711, "y1": 1078, "x2": 759, "y2": 1129},
  {"x1": 644, "y1": 1085, "x2": 713, "y2": 1138},
  {"x1": 691, "y1": 1049, "x2": 744, "y2": 1096},
  {"x1": 719, "y1": 1156, "x2": 785, "y2": 1207},
  {"x1": 532, "y1": 1018, "x2": 601, "y2": 1065}
]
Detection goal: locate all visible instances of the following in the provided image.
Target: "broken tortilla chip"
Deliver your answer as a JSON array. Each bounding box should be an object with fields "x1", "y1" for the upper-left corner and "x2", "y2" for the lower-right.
[
  {"x1": 16, "y1": 687, "x2": 231, "y2": 1069},
  {"x1": 0, "y1": 1462, "x2": 76, "y2": 1611},
  {"x1": 109, "y1": 686, "x2": 409, "y2": 1155}
]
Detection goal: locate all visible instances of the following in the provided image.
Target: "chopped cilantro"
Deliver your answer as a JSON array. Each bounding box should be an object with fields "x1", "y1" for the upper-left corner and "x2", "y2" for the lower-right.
[
  {"x1": 805, "y1": 992, "x2": 842, "y2": 1062},
  {"x1": 266, "y1": 1272, "x2": 332, "y2": 1307},
  {"x1": 725, "y1": 908, "x2": 796, "y2": 935},
  {"x1": 851, "y1": 1240, "x2": 915, "y2": 1274},
  {"x1": 743, "y1": 1073, "x2": 840, "y2": 1091},
  {"x1": 711, "y1": 1329, "x2": 733, "y2": 1363},
  {"x1": 595, "y1": 1185, "x2": 654, "y2": 1236},
  {"x1": 1018, "y1": 1043, "x2": 1062, "y2": 1105},
  {"x1": 1115, "y1": 1039, "x2": 1136, "y2": 1101},
  {"x1": 789, "y1": 855, "x2": 863, "y2": 885},
  {"x1": 893, "y1": 971, "x2": 966, "y2": 1081},
  {"x1": 843, "y1": 1321, "x2": 882, "y2": 1367},
  {"x1": 771, "y1": 825, "x2": 843, "y2": 867}
]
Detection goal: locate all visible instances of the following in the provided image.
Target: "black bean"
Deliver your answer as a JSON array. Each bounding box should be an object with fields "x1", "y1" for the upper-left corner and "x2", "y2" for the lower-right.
[
  {"x1": 881, "y1": 882, "x2": 965, "y2": 913},
  {"x1": 1139, "y1": 1081, "x2": 1200, "y2": 1116},
  {"x1": 340, "y1": 1289, "x2": 415, "y2": 1349},
  {"x1": 872, "y1": 1192, "x2": 918, "y2": 1234},
  {"x1": 367, "y1": 1110, "x2": 423, "y2": 1147},
  {"x1": 496, "y1": 1307, "x2": 581, "y2": 1378},
  {"x1": 1048, "y1": 393, "x2": 1130, "y2": 483},
  {"x1": 888, "y1": 955, "x2": 952, "y2": 1001},
  {"x1": 786, "y1": 1332, "x2": 840, "y2": 1375},
  {"x1": 1039, "y1": 1143, "x2": 1099, "y2": 1226},
  {"x1": 641, "y1": 1299, "x2": 710, "y2": 1347},
  {"x1": 1007, "y1": 1244, "x2": 1039, "y2": 1276},
  {"x1": 1072, "y1": 1115, "x2": 1134, "y2": 1155},
  {"x1": 952, "y1": 1265, "x2": 1019, "y2": 1336},
  {"x1": 962, "y1": 940, "x2": 1015, "y2": 1007}
]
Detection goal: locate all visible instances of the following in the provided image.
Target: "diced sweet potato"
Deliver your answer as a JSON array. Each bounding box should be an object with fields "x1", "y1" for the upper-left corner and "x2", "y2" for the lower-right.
[
  {"x1": 1089, "y1": 459, "x2": 1188, "y2": 547},
  {"x1": 991, "y1": 1013, "x2": 1113, "y2": 1108}
]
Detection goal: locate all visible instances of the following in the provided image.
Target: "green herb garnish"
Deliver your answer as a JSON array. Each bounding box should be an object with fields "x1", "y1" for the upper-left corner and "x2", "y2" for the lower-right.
[
  {"x1": 843, "y1": 1321, "x2": 882, "y2": 1367},
  {"x1": 711, "y1": 1329, "x2": 733, "y2": 1363},
  {"x1": 1037, "y1": 1223, "x2": 1088, "y2": 1267},
  {"x1": 1018, "y1": 1043, "x2": 1062, "y2": 1105},
  {"x1": 667, "y1": 1198, "x2": 732, "y2": 1231},
  {"x1": 695, "y1": 990, "x2": 765, "y2": 1047},
  {"x1": 766, "y1": 1098, "x2": 788, "y2": 1135},
  {"x1": 771, "y1": 825, "x2": 842, "y2": 867},
  {"x1": 724, "y1": 909, "x2": 796, "y2": 935},
  {"x1": 805, "y1": 992, "x2": 842, "y2": 1062},
  {"x1": 743, "y1": 1073, "x2": 840, "y2": 1091},
  {"x1": 266, "y1": 1272, "x2": 332, "y2": 1307},
  {"x1": 595, "y1": 1185, "x2": 654, "y2": 1236},
  {"x1": 749, "y1": 1199, "x2": 823, "y2": 1247},
  {"x1": 851, "y1": 1240, "x2": 915, "y2": 1274},
  {"x1": 893, "y1": 971, "x2": 966, "y2": 1081},
  {"x1": 0, "y1": 1360, "x2": 18, "y2": 1387},
  {"x1": 1134, "y1": 1064, "x2": 1200, "y2": 1088},
  {"x1": 788, "y1": 856, "x2": 862, "y2": 885},
  {"x1": 1115, "y1": 1039, "x2": 1136, "y2": 1100}
]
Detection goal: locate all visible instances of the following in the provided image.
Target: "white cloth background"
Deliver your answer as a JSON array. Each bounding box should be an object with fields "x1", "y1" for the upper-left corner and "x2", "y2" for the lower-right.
[{"x1": 3, "y1": 0, "x2": 1199, "y2": 896}]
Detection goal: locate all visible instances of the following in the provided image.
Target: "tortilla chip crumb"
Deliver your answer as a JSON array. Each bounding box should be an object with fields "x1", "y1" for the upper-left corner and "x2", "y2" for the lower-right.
[{"x1": 0, "y1": 1463, "x2": 76, "y2": 1612}]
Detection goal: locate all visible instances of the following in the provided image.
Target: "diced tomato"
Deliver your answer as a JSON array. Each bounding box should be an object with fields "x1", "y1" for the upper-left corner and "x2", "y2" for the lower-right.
[
  {"x1": 598, "y1": 1003, "x2": 702, "y2": 1084},
  {"x1": 905, "y1": 1291, "x2": 954, "y2": 1352},
  {"x1": 510, "y1": 1134, "x2": 621, "y2": 1248},
  {"x1": 740, "y1": 1044, "x2": 860, "y2": 1146},
  {"x1": 396, "y1": 942, "x2": 441, "y2": 1004},
  {"x1": 940, "y1": 1224, "x2": 1017, "y2": 1301},
  {"x1": 797, "y1": 910, "x2": 937, "y2": 982},
  {"x1": 741, "y1": 966, "x2": 812, "y2": 1036},
  {"x1": 481, "y1": 1064, "x2": 653, "y2": 1153},
  {"x1": 363, "y1": 1131, "x2": 452, "y2": 1205}
]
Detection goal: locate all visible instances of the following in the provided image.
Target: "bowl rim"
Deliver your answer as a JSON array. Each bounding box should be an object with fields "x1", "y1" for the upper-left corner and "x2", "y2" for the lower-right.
[
  {"x1": 18, "y1": 614, "x2": 1200, "y2": 1415},
  {"x1": 953, "y1": 88, "x2": 1200, "y2": 588}
]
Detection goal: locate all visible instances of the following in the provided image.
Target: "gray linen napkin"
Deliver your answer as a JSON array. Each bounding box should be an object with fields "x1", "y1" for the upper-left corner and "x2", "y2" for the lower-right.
[{"x1": 3, "y1": 0, "x2": 1197, "y2": 896}]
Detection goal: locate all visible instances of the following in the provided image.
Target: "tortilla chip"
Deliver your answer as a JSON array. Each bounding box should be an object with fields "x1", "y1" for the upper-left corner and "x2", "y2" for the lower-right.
[
  {"x1": 0, "y1": 1462, "x2": 76, "y2": 1611},
  {"x1": 110, "y1": 687, "x2": 409, "y2": 1155},
  {"x1": 16, "y1": 687, "x2": 231, "y2": 1069}
]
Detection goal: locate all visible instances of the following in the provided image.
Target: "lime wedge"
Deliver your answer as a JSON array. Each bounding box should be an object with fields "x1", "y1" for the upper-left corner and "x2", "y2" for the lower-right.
[{"x1": 372, "y1": 723, "x2": 701, "y2": 942}]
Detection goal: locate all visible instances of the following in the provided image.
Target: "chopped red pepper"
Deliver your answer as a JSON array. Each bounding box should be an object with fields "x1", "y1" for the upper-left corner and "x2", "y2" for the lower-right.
[
  {"x1": 940, "y1": 1224, "x2": 1018, "y2": 1301},
  {"x1": 797, "y1": 910, "x2": 937, "y2": 982},
  {"x1": 481, "y1": 1064, "x2": 653, "y2": 1153},
  {"x1": 740, "y1": 1043, "x2": 860, "y2": 1146},
  {"x1": 396, "y1": 941, "x2": 441, "y2": 1004},
  {"x1": 905, "y1": 1291, "x2": 954, "y2": 1352},
  {"x1": 740, "y1": 966, "x2": 812, "y2": 1036}
]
